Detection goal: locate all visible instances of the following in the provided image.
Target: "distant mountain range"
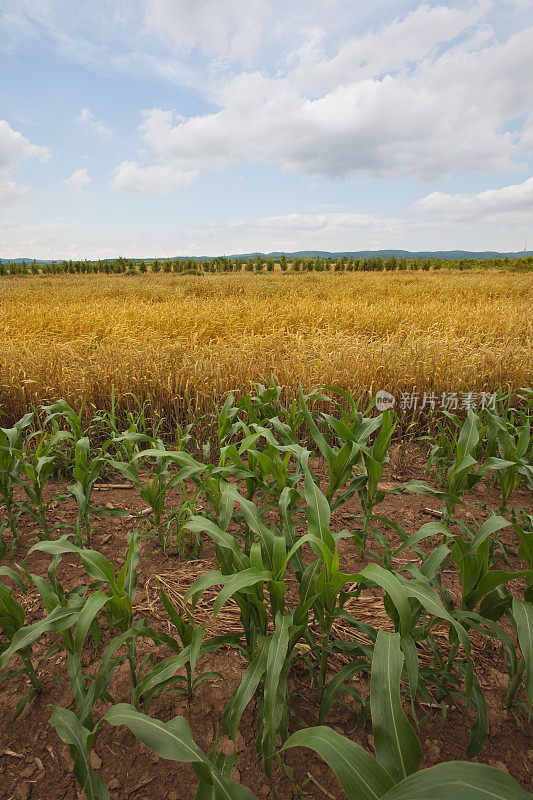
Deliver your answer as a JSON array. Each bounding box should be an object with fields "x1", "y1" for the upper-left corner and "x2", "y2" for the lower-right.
[{"x1": 2, "y1": 249, "x2": 532, "y2": 264}]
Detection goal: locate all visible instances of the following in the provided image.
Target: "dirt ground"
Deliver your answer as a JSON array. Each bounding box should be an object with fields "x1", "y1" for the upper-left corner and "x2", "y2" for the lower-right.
[{"x1": 1, "y1": 444, "x2": 532, "y2": 800}]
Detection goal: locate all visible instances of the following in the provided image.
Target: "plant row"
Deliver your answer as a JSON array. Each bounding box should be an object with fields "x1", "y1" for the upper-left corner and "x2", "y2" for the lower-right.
[
  {"x1": 0, "y1": 384, "x2": 532, "y2": 798},
  {"x1": 2, "y1": 253, "x2": 532, "y2": 276}
]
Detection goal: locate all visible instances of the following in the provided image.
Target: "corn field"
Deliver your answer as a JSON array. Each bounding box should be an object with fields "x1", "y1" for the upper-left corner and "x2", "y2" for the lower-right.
[
  {"x1": 0, "y1": 385, "x2": 532, "y2": 798},
  {"x1": 1, "y1": 272, "x2": 531, "y2": 427}
]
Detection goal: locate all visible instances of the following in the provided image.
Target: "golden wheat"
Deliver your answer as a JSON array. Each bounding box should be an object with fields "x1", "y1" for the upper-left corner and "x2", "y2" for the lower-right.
[{"x1": 0, "y1": 271, "x2": 531, "y2": 422}]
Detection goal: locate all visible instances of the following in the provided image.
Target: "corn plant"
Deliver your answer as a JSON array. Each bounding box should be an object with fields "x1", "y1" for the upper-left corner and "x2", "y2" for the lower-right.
[
  {"x1": 394, "y1": 513, "x2": 531, "y2": 737},
  {"x1": 298, "y1": 385, "x2": 382, "y2": 511},
  {"x1": 30, "y1": 530, "x2": 143, "y2": 699},
  {"x1": 13, "y1": 428, "x2": 72, "y2": 540},
  {"x1": 0, "y1": 412, "x2": 34, "y2": 554},
  {"x1": 512, "y1": 508, "x2": 533, "y2": 602},
  {"x1": 482, "y1": 408, "x2": 532, "y2": 511},
  {"x1": 67, "y1": 436, "x2": 128, "y2": 546},
  {"x1": 0, "y1": 574, "x2": 79, "y2": 701},
  {"x1": 282, "y1": 631, "x2": 530, "y2": 800},
  {"x1": 399, "y1": 409, "x2": 483, "y2": 523},
  {"x1": 505, "y1": 598, "x2": 533, "y2": 712},
  {"x1": 0, "y1": 566, "x2": 62, "y2": 724},
  {"x1": 50, "y1": 703, "x2": 255, "y2": 800},
  {"x1": 140, "y1": 586, "x2": 224, "y2": 706},
  {"x1": 109, "y1": 444, "x2": 205, "y2": 551}
]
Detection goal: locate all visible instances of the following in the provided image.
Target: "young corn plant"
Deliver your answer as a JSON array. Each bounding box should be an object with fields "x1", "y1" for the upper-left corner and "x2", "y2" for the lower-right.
[
  {"x1": 183, "y1": 483, "x2": 317, "y2": 776},
  {"x1": 68, "y1": 436, "x2": 128, "y2": 546},
  {"x1": 394, "y1": 513, "x2": 531, "y2": 740},
  {"x1": 29, "y1": 530, "x2": 144, "y2": 704},
  {"x1": 139, "y1": 586, "x2": 224, "y2": 707},
  {"x1": 13, "y1": 428, "x2": 72, "y2": 540},
  {"x1": 505, "y1": 598, "x2": 533, "y2": 713},
  {"x1": 109, "y1": 444, "x2": 205, "y2": 551},
  {"x1": 0, "y1": 566, "x2": 62, "y2": 724},
  {"x1": 399, "y1": 408, "x2": 483, "y2": 523},
  {"x1": 482, "y1": 408, "x2": 532, "y2": 511},
  {"x1": 282, "y1": 631, "x2": 530, "y2": 800},
  {"x1": 0, "y1": 412, "x2": 34, "y2": 554},
  {"x1": 49, "y1": 703, "x2": 255, "y2": 800},
  {"x1": 0, "y1": 570, "x2": 80, "y2": 709},
  {"x1": 298, "y1": 385, "x2": 382, "y2": 511},
  {"x1": 353, "y1": 409, "x2": 397, "y2": 556}
]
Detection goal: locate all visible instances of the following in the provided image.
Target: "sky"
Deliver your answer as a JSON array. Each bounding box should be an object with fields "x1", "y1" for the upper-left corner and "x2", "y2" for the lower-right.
[{"x1": 0, "y1": 0, "x2": 532, "y2": 258}]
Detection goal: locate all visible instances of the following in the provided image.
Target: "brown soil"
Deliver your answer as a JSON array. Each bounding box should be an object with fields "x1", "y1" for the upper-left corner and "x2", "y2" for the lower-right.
[{"x1": 1, "y1": 443, "x2": 532, "y2": 800}]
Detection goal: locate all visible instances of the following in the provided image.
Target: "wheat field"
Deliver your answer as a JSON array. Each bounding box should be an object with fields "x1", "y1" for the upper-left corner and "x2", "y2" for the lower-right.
[{"x1": 1, "y1": 270, "x2": 531, "y2": 423}]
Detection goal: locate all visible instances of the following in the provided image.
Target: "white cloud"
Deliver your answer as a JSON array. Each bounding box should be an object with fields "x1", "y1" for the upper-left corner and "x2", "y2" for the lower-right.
[
  {"x1": 144, "y1": 0, "x2": 267, "y2": 65},
  {"x1": 60, "y1": 168, "x2": 92, "y2": 195},
  {"x1": 0, "y1": 119, "x2": 50, "y2": 170},
  {"x1": 0, "y1": 119, "x2": 50, "y2": 208},
  {"x1": 75, "y1": 108, "x2": 113, "y2": 140},
  {"x1": 413, "y1": 177, "x2": 533, "y2": 221},
  {"x1": 127, "y1": 11, "x2": 533, "y2": 182},
  {"x1": 1, "y1": 203, "x2": 531, "y2": 259},
  {"x1": 520, "y1": 113, "x2": 533, "y2": 154},
  {"x1": 111, "y1": 160, "x2": 198, "y2": 193},
  {"x1": 0, "y1": 180, "x2": 31, "y2": 208},
  {"x1": 292, "y1": 1, "x2": 491, "y2": 93}
]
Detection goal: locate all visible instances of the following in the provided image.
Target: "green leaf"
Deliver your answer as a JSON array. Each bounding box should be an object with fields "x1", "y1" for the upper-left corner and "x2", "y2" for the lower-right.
[
  {"x1": 361, "y1": 565, "x2": 411, "y2": 635},
  {"x1": 104, "y1": 703, "x2": 204, "y2": 762},
  {"x1": 212, "y1": 570, "x2": 271, "y2": 619},
  {"x1": 74, "y1": 590, "x2": 108, "y2": 653},
  {"x1": 0, "y1": 606, "x2": 79, "y2": 669},
  {"x1": 370, "y1": 631, "x2": 421, "y2": 781},
  {"x1": 464, "y1": 516, "x2": 511, "y2": 558},
  {"x1": 223, "y1": 645, "x2": 268, "y2": 738},
  {"x1": 381, "y1": 761, "x2": 531, "y2": 800},
  {"x1": 456, "y1": 409, "x2": 480, "y2": 462},
  {"x1": 264, "y1": 613, "x2": 291, "y2": 743},
  {"x1": 185, "y1": 517, "x2": 247, "y2": 568},
  {"x1": 49, "y1": 706, "x2": 109, "y2": 800},
  {"x1": 136, "y1": 647, "x2": 192, "y2": 699},
  {"x1": 303, "y1": 467, "x2": 334, "y2": 552},
  {"x1": 282, "y1": 726, "x2": 394, "y2": 800},
  {"x1": 512, "y1": 598, "x2": 533, "y2": 709},
  {"x1": 30, "y1": 540, "x2": 116, "y2": 586},
  {"x1": 319, "y1": 659, "x2": 368, "y2": 723},
  {"x1": 394, "y1": 522, "x2": 452, "y2": 555},
  {"x1": 298, "y1": 385, "x2": 333, "y2": 463}
]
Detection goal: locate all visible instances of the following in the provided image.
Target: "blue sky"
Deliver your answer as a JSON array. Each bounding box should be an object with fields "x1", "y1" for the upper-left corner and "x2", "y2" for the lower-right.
[{"x1": 0, "y1": 0, "x2": 532, "y2": 258}]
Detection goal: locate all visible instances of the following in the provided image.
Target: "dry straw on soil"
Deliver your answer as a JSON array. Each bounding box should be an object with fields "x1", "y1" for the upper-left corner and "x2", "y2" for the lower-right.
[
  {"x1": 137, "y1": 563, "x2": 482, "y2": 670},
  {"x1": 1, "y1": 271, "x2": 531, "y2": 423}
]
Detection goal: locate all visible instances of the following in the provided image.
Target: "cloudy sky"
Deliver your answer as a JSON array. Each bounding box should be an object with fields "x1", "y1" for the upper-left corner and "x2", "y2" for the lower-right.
[{"x1": 0, "y1": 0, "x2": 532, "y2": 258}]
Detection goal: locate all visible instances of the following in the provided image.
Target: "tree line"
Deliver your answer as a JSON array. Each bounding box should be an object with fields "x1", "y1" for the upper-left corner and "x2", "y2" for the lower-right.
[{"x1": 1, "y1": 252, "x2": 532, "y2": 276}]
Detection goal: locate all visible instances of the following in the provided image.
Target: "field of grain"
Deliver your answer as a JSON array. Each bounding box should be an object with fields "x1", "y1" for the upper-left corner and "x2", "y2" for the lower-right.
[{"x1": 0, "y1": 270, "x2": 531, "y2": 423}]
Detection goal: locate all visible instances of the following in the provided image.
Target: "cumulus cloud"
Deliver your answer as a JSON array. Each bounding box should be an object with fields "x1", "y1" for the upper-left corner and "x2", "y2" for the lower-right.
[
  {"x1": 413, "y1": 177, "x2": 533, "y2": 221},
  {"x1": 60, "y1": 168, "x2": 92, "y2": 195},
  {"x1": 111, "y1": 160, "x2": 198, "y2": 193},
  {"x1": 0, "y1": 119, "x2": 50, "y2": 208},
  {"x1": 0, "y1": 208, "x2": 438, "y2": 259},
  {"x1": 75, "y1": 108, "x2": 113, "y2": 140},
  {"x1": 0, "y1": 119, "x2": 50, "y2": 170},
  {"x1": 129, "y1": 12, "x2": 533, "y2": 182},
  {"x1": 144, "y1": 0, "x2": 267, "y2": 65},
  {"x1": 292, "y1": 1, "x2": 491, "y2": 93},
  {"x1": 520, "y1": 113, "x2": 533, "y2": 154},
  {"x1": 0, "y1": 180, "x2": 32, "y2": 209}
]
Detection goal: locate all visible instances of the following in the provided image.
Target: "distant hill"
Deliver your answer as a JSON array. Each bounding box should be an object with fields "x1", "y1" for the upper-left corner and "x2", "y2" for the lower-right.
[
  {"x1": 224, "y1": 250, "x2": 533, "y2": 261},
  {"x1": 2, "y1": 249, "x2": 532, "y2": 263}
]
